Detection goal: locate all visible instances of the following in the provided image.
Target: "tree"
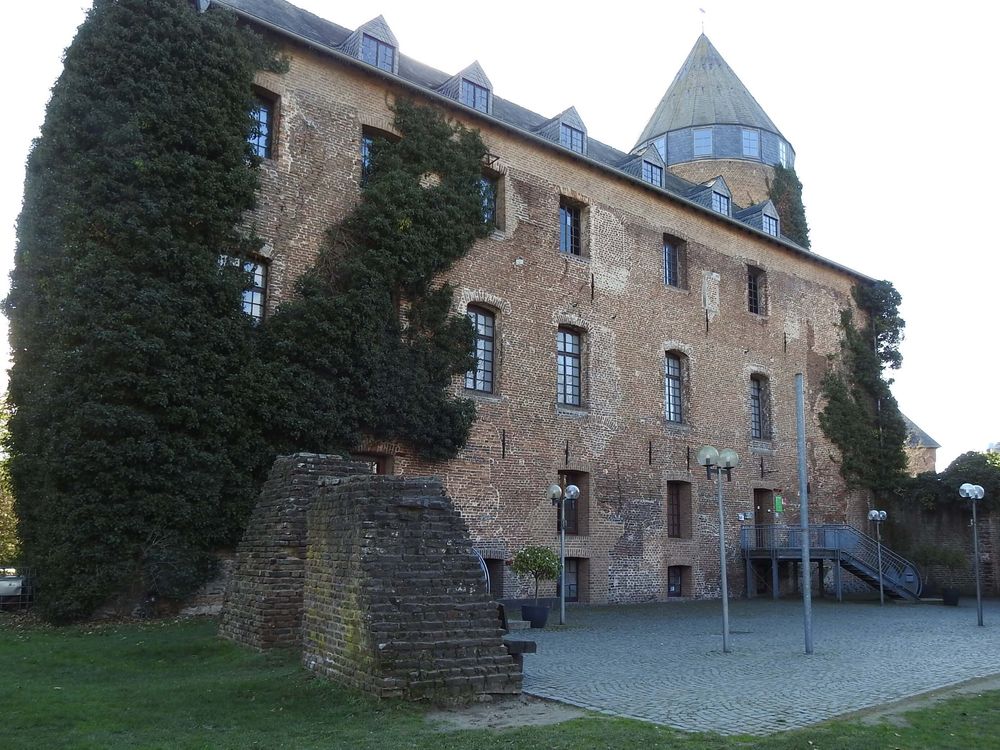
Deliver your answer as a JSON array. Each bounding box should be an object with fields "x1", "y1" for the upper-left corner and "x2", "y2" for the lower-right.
[
  {"x1": 259, "y1": 100, "x2": 488, "y2": 460},
  {"x1": 511, "y1": 546, "x2": 561, "y2": 604},
  {"x1": 767, "y1": 165, "x2": 810, "y2": 248},
  {"x1": 4, "y1": 0, "x2": 278, "y2": 622},
  {"x1": 819, "y1": 281, "x2": 908, "y2": 499},
  {"x1": 908, "y1": 451, "x2": 1000, "y2": 512}
]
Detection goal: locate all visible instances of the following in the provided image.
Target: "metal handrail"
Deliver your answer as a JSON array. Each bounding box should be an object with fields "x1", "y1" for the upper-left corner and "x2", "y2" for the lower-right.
[{"x1": 740, "y1": 523, "x2": 922, "y2": 598}]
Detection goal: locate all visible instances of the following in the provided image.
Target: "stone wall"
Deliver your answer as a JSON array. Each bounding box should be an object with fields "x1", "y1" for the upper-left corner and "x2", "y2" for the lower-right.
[
  {"x1": 302, "y1": 474, "x2": 521, "y2": 700},
  {"x1": 219, "y1": 453, "x2": 370, "y2": 649}
]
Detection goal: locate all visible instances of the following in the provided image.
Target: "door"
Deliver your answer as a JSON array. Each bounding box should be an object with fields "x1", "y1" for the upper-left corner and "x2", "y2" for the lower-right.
[{"x1": 754, "y1": 488, "x2": 775, "y2": 548}]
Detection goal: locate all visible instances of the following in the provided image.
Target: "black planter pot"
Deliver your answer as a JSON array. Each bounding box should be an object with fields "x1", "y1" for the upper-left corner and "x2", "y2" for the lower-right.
[
  {"x1": 942, "y1": 587, "x2": 960, "y2": 606},
  {"x1": 521, "y1": 604, "x2": 550, "y2": 628}
]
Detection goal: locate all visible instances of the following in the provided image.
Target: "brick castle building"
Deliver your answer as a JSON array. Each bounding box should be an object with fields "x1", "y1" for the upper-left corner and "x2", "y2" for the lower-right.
[{"x1": 212, "y1": 0, "x2": 882, "y2": 604}]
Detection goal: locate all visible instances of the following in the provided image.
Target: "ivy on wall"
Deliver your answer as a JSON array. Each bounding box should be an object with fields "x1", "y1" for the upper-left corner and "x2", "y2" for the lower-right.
[
  {"x1": 767, "y1": 165, "x2": 810, "y2": 248},
  {"x1": 819, "y1": 281, "x2": 908, "y2": 499}
]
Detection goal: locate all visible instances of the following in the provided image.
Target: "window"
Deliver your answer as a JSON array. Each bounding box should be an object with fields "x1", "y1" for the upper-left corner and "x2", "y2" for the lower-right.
[
  {"x1": 693, "y1": 127, "x2": 713, "y2": 156},
  {"x1": 712, "y1": 192, "x2": 730, "y2": 216},
  {"x1": 361, "y1": 33, "x2": 395, "y2": 72},
  {"x1": 559, "y1": 199, "x2": 582, "y2": 256},
  {"x1": 747, "y1": 265, "x2": 766, "y2": 314},
  {"x1": 779, "y1": 141, "x2": 788, "y2": 167},
  {"x1": 742, "y1": 128, "x2": 760, "y2": 158},
  {"x1": 556, "y1": 328, "x2": 582, "y2": 407},
  {"x1": 353, "y1": 453, "x2": 394, "y2": 474},
  {"x1": 465, "y1": 306, "x2": 495, "y2": 393},
  {"x1": 557, "y1": 470, "x2": 589, "y2": 536},
  {"x1": 560, "y1": 123, "x2": 584, "y2": 153},
  {"x1": 641, "y1": 161, "x2": 663, "y2": 186},
  {"x1": 663, "y1": 236, "x2": 684, "y2": 288},
  {"x1": 360, "y1": 134, "x2": 374, "y2": 185},
  {"x1": 667, "y1": 565, "x2": 691, "y2": 597},
  {"x1": 762, "y1": 214, "x2": 779, "y2": 237},
  {"x1": 557, "y1": 557, "x2": 589, "y2": 602},
  {"x1": 221, "y1": 255, "x2": 267, "y2": 323},
  {"x1": 666, "y1": 481, "x2": 692, "y2": 539},
  {"x1": 750, "y1": 374, "x2": 772, "y2": 439},
  {"x1": 664, "y1": 353, "x2": 684, "y2": 423},
  {"x1": 249, "y1": 97, "x2": 274, "y2": 158},
  {"x1": 480, "y1": 175, "x2": 498, "y2": 228},
  {"x1": 460, "y1": 79, "x2": 490, "y2": 113}
]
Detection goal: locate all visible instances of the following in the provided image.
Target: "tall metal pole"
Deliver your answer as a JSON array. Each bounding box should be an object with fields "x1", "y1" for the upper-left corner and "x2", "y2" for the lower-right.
[
  {"x1": 876, "y1": 523, "x2": 885, "y2": 606},
  {"x1": 717, "y1": 471, "x2": 730, "y2": 653},
  {"x1": 795, "y1": 373, "x2": 813, "y2": 654},
  {"x1": 972, "y1": 500, "x2": 983, "y2": 627},
  {"x1": 559, "y1": 495, "x2": 566, "y2": 625}
]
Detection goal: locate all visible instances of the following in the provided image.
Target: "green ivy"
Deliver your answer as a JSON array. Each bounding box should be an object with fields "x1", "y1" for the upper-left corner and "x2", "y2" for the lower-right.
[
  {"x1": 907, "y1": 451, "x2": 1000, "y2": 512},
  {"x1": 259, "y1": 100, "x2": 489, "y2": 460},
  {"x1": 3, "y1": 0, "x2": 279, "y2": 622},
  {"x1": 819, "y1": 281, "x2": 908, "y2": 499},
  {"x1": 767, "y1": 165, "x2": 810, "y2": 248}
]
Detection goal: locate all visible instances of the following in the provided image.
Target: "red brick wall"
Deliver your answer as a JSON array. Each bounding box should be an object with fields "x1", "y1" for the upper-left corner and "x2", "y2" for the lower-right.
[{"x1": 244, "y1": 36, "x2": 868, "y2": 605}]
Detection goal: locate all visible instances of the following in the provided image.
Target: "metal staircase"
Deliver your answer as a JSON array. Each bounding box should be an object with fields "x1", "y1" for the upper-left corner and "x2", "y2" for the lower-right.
[{"x1": 740, "y1": 524, "x2": 923, "y2": 601}]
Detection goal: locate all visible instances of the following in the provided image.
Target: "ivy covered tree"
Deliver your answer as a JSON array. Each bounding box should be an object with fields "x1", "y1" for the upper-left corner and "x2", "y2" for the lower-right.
[
  {"x1": 767, "y1": 165, "x2": 810, "y2": 249},
  {"x1": 260, "y1": 100, "x2": 489, "y2": 460},
  {"x1": 819, "y1": 280, "x2": 908, "y2": 499},
  {"x1": 4, "y1": 0, "x2": 278, "y2": 622}
]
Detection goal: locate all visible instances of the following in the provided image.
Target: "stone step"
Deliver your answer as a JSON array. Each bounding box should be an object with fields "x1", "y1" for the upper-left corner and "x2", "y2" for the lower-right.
[{"x1": 505, "y1": 619, "x2": 531, "y2": 631}]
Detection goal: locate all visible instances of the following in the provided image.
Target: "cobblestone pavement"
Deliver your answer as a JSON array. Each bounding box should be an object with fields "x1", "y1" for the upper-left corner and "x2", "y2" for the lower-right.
[{"x1": 506, "y1": 598, "x2": 1000, "y2": 735}]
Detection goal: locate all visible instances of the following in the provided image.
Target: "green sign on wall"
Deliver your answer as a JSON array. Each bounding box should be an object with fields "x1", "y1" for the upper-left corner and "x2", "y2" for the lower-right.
[{"x1": 774, "y1": 495, "x2": 784, "y2": 513}]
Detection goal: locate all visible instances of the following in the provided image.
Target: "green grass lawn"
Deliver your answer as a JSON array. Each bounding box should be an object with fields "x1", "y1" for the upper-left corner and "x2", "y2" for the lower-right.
[{"x1": 2, "y1": 614, "x2": 998, "y2": 749}]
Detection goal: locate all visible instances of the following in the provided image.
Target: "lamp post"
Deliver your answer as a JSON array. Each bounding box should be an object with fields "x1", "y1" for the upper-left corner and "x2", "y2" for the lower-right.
[
  {"x1": 867, "y1": 509, "x2": 887, "y2": 606},
  {"x1": 548, "y1": 482, "x2": 580, "y2": 626},
  {"x1": 697, "y1": 444, "x2": 740, "y2": 654},
  {"x1": 959, "y1": 483, "x2": 985, "y2": 627}
]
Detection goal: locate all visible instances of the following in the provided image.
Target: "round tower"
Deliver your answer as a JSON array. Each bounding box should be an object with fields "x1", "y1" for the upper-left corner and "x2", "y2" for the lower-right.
[{"x1": 634, "y1": 34, "x2": 794, "y2": 208}]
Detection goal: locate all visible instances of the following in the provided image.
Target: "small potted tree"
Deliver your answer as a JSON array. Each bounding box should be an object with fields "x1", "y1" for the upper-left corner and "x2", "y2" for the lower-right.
[{"x1": 511, "y1": 545, "x2": 560, "y2": 628}]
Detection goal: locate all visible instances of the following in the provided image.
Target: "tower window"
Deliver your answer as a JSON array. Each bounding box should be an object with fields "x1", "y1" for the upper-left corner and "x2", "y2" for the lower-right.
[
  {"x1": 465, "y1": 306, "x2": 495, "y2": 393},
  {"x1": 747, "y1": 265, "x2": 766, "y2": 315},
  {"x1": 664, "y1": 352, "x2": 684, "y2": 423},
  {"x1": 742, "y1": 128, "x2": 760, "y2": 158},
  {"x1": 249, "y1": 96, "x2": 274, "y2": 159},
  {"x1": 693, "y1": 127, "x2": 713, "y2": 157},
  {"x1": 556, "y1": 327, "x2": 583, "y2": 407},
  {"x1": 750, "y1": 374, "x2": 772, "y2": 439},
  {"x1": 559, "y1": 198, "x2": 582, "y2": 256},
  {"x1": 779, "y1": 141, "x2": 788, "y2": 167}
]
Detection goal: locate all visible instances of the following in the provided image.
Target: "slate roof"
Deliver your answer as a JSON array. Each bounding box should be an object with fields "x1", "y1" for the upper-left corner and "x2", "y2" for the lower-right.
[
  {"x1": 634, "y1": 34, "x2": 784, "y2": 148},
  {"x1": 211, "y1": 0, "x2": 871, "y2": 282},
  {"x1": 902, "y1": 414, "x2": 941, "y2": 450}
]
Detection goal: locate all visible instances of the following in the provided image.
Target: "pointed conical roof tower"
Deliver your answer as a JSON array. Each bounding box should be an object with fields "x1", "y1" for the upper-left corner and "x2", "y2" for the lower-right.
[{"x1": 633, "y1": 34, "x2": 795, "y2": 207}]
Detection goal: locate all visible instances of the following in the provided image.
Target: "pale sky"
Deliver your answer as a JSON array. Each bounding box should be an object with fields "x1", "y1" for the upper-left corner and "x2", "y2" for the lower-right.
[{"x1": 4, "y1": 1, "x2": 999, "y2": 471}]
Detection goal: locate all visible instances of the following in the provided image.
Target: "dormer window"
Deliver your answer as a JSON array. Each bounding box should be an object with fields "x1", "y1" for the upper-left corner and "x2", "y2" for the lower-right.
[
  {"x1": 560, "y1": 124, "x2": 585, "y2": 154},
  {"x1": 712, "y1": 192, "x2": 730, "y2": 216},
  {"x1": 461, "y1": 79, "x2": 490, "y2": 113},
  {"x1": 742, "y1": 128, "x2": 760, "y2": 158},
  {"x1": 693, "y1": 127, "x2": 713, "y2": 157},
  {"x1": 361, "y1": 33, "x2": 395, "y2": 72},
  {"x1": 762, "y1": 214, "x2": 779, "y2": 237},
  {"x1": 641, "y1": 161, "x2": 663, "y2": 187}
]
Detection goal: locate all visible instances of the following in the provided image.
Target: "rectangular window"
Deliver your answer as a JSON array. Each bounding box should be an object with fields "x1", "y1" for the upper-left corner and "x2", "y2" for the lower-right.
[
  {"x1": 480, "y1": 175, "x2": 498, "y2": 228},
  {"x1": 560, "y1": 123, "x2": 585, "y2": 153},
  {"x1": 558, "y1": 470, "x2": 589, "y2": 536},
  {"x1": 641, "y1": 161, "x2": 663, "y2": 186},
  {"x1": 665, "y1": 353, "x2": 683, "y2": 423},
  {"x1": 556, "y1": 328, "x2": 582, "y2": 407},
  {"x1": 465, "y1": 306, "x2": 495, "y2": 393},
  {"x1": 742, "y1": 128, "x2": 760, "y2": 158},
  {"x1": 712, "y1": 192, "x2": 730, "y2": 216},
  {"x1": 666, "y1": 481, "x2": 692, "y2": 539},
  {"x1": 747, "y1": 265, "x2": 766, "y2": 314},
  {"x1": 249, "y1": 97, "x2": 273, "y2": 159},
  {"x1": 360, "y1": 134, "x2": 374, "y2": 185},
  {"x1": 361, "y1": 34, "x2": 395, "y2": 72},
  {"x1": 779, "y1": 141, "x2": 788, "y2": 167},
  {"x1": 693, "y1": 127, "x2": 713, "y2": 156},
  {"x1": 667, "y1": 565, "x2": 690, "y2": 597},
  {"x1": 559, "y1": 199, "x2": 582, "y2": 256},
  {"x1": 750, "y1": 375, "x2": 772, "y2": 439},
  {"x1": 460, "y1": 79, "x2": 490, "y2": 113},
  {"x1": 762, "y1": 214, "x2": 779, "y2": 237},
  {"x1": 663, "y1": 237, "x2": 682, "y2": 287},
  {"x1": 242, "y1": 260, "x2": 267, "y2": 323}
]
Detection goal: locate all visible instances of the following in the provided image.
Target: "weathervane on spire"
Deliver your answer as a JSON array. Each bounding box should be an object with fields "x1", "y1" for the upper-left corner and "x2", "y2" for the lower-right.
[{"x1": 699, "y1": 7, "x2": 706, "y2": 33}]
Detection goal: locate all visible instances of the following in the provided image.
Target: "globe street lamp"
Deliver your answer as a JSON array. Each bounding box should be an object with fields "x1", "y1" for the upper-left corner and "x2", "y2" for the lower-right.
[
  {"x1": 697, "y1": 445, "x2": 740, "y2": 653},
  {"x1": 548, "y1": 482, "x2": 580, "y2": 626},
  {"x1": 867, "y1": 509, "x2": 887, "y2": 606},
  {"x1": 959, "y1": 483, "x2": 986, "y2": 627}
]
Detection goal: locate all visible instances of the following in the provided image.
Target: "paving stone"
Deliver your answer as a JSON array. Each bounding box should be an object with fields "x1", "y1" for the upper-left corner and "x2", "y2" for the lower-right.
[{"x1": 506, "y1": 598, "x2": 1000, "y2": 735}]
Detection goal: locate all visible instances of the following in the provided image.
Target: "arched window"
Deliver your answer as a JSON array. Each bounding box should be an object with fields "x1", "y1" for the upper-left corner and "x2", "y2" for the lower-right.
[{"x1": 465, "y1": 306, "x2": 495, "y2": 393}]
